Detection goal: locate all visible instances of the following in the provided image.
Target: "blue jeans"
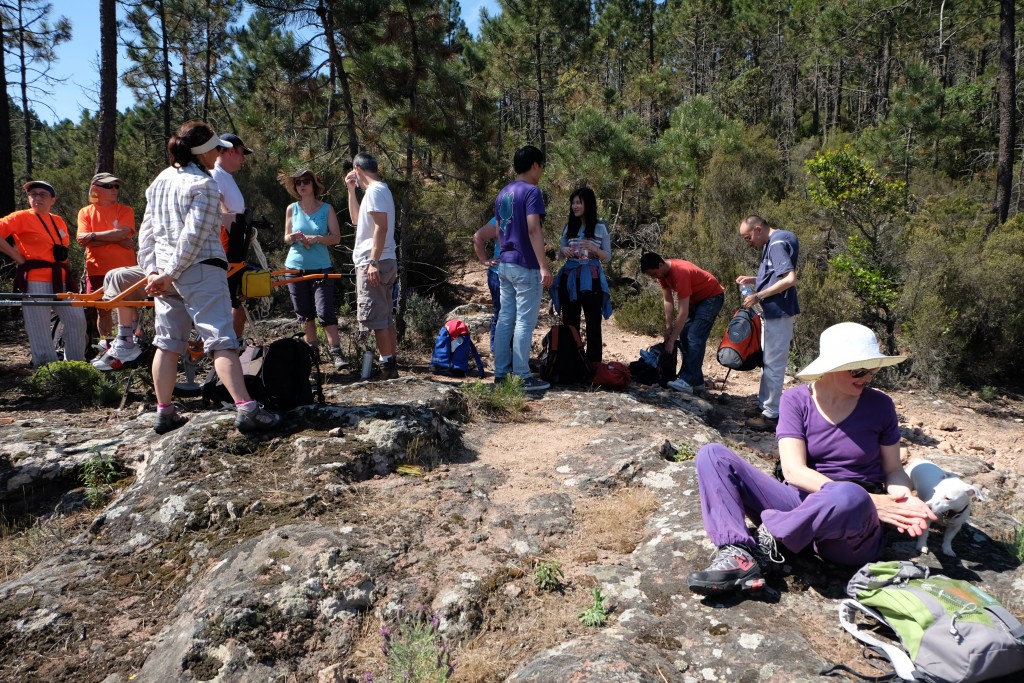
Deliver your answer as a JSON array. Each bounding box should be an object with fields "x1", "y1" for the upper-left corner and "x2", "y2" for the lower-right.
[
  {"x1": 494, "y1": 262, "x2": 542, "y2": 379},
  {"x1": 487, "y1": 268, "x2": 500, "y2": 352},
  {"x1": 677, "y1": 292, "x2": 724, "y2": 387}
]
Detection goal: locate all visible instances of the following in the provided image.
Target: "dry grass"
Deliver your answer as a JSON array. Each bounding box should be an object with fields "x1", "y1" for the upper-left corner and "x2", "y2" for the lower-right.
[
  {"x1": 0, "y1": 508, "x2": 94, "y2": 582},
  {"x1": 573, "y1": 486, "x2": 659, "y2": 554}
]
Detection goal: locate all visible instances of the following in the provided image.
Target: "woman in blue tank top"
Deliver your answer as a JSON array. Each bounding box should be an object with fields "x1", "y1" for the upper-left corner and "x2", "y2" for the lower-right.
[{"x1": 281, "y1": 169, "x2": 346, "y2": 369}]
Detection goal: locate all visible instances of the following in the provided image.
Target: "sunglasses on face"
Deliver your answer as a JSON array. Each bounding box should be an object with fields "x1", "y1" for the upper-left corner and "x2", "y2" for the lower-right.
[
  {"x1": 95, "y1": 183, "x2": 120, "y2": 190},
  {"x1": 295, "y1": 178, "x2": 313, "y2": 186},
  {"x1": 849, "y1": 368, "x2": 879, "y2": 379}
]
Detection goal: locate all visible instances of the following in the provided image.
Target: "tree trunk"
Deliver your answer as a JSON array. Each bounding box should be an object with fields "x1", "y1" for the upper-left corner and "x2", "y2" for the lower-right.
[
  {"x1": 159, "y1": 0, "x2": 172, "y2": 140},
  {"x1": 534, "y1": 31, "x2": 546, "y2": 153},
  {"x1": 0, "y1": 19, "x2": 15, "y2": 215},
  {"x1": 994, "y1": 0, "x2": 1016, "y2": 228},
  {"x1": 96, "y1": 0, "x2": 118, "y2": 174},
  {"x1": 17, "y1": 0, "x2": 33, "y2": 178},
  {"x1": 202, "y1": 3, "x2": 213, "y2": 120},
  {"x1": 317, "y1": 0, "x2": 359, "y2": 158}
]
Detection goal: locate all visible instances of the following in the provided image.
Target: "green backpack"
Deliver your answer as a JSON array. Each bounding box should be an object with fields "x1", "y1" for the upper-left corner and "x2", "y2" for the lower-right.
[{"x1": 829, "y1": 561, "x2": 1024, "y2": 682}]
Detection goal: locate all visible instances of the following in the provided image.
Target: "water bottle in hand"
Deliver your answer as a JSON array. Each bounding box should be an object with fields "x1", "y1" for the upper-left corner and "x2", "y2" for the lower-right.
[{"x1": 740, "y1": 284, "x2": 764, "y2": 316}]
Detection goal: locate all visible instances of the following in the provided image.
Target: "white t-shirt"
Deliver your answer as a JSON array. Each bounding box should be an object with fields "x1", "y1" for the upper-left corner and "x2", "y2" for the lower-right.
[
  {"x1": 353, "y1": 181, "x2": 396, "y2": 265},
  {"x1": 211, "y1": 160, "x2": 244, "y2": 226}
]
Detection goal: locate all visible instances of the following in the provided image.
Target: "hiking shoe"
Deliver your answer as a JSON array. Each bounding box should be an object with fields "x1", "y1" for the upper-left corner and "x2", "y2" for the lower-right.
[
  {"x1": 667, "y1": 378, "x2": 695, "y2": 394},
  {"x1": 328, "y1": 346, "x2": 349, "y2": 370},
  {"x1": 753, "y1": 524, "x2": 786, "y2": 573},
  {"x1": 745, "y1": 415, "x2": 778, "y2": 431},
  {"x1": 154, "y1": 408, "x2": 188, "y2": 435},
  {"x1": 92, "y1": 343, "x2": 143, "y2": 371},
  {"x1": 687, "y1": 544, "x2": 765, "y2": 595},
  {"x1": 381, "y1": 357, "x2": 399, "y2": 379},
  {"x1": 521, "y1": 376, "x2": 550, "y2": 392},
  {"x1": 235, "y1": 404, "x2": 282, "y2": 435}
]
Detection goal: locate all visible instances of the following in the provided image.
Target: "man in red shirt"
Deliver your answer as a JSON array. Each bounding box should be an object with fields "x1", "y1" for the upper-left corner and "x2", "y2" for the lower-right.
[
  {"x1": 0, "y1": 181, "x2": 88, "y2": 366},
  {"x1": 641, "y1": 252, "x2": 725, "y2": 394}
]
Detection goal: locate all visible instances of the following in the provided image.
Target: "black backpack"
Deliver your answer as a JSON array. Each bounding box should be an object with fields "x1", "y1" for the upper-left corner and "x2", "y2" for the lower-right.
[
  {"x1": 203, "y1": 336, "x2": 324, "y2": 411},
  {"x1": 539, "y1": 324, "x2": 592, "y2": 384}
]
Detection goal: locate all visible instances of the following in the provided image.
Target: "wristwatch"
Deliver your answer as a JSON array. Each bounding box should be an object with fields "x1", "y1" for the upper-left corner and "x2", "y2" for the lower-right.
[{"x1": 367, "y1": 258, "x2": 379, "y2": 267}]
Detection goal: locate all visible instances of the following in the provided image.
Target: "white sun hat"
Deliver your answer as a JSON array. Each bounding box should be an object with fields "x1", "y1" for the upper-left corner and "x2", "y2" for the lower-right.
[{"x1": 795, "y1": 322, "x2": 906, "y2": 380}]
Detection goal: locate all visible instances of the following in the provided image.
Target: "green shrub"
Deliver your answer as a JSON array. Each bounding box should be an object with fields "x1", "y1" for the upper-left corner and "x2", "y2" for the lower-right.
[
  {"x1": 613, "y1": 289, "x2": 663, "y2": 337},
  {"x1": 460, "y1": 378, "x2": 526, "y2": 421},
  {"x1": 24, "y1": 361, "x2": 121, "y2": 407},
  {"x1": 404, "y1": 291, "x2": 447, "y2": 352},
  {"x1": 81, "y1": 450, "x2": 129, "y2": 507},
  {"x1": 579, "y1": 588, "x2": 610, "y2": 627},
  {"x1": 376, "y1": 607, "x2": 453, "y2": 682},
  {"x1": 532, "y1": 559, "x2": 565, "y2": 592}
]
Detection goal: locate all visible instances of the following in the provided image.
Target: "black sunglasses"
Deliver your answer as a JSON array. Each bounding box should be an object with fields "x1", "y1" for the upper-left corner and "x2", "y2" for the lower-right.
[
  {"x1": 96, "y1": 183, "x2": 120, "y2": 190},
  {"x1": 849, "y1": 368, "x2": 878, "y2": 379},
  {"x1": 295, "y1": 178, "x2": 313, "y2": 186}
]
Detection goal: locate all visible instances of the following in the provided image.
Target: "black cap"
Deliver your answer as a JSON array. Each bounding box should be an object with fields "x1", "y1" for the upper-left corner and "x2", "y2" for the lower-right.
[{"x1": 221, "y1": 133, "x2": 253, "y2": 155}]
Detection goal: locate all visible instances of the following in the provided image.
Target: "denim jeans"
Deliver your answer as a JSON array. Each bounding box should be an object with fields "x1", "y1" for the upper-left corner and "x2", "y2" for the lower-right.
[
  {"x1": 677, "y1": 292, "x2": 724, "y2": 387},
  {"x1": 494, "y1": 262, "x2": 542, "y2": 379},
  {"x1": 487, "y1": 268, "x2": 500, "y2": 352},
  {"x1": 759, "y1": 315, "x2": 796, "y2": 418}
]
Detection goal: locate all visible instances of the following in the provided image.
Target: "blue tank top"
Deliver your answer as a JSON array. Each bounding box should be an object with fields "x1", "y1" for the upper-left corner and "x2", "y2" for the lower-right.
[{"x1": 285, "y1": 202, "x2": 333, "y2": 271}]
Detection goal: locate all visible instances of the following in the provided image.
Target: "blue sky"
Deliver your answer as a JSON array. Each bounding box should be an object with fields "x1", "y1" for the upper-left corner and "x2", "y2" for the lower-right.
[{"x1": 34, "y1": 0, "x2": 499, "y2": 124}]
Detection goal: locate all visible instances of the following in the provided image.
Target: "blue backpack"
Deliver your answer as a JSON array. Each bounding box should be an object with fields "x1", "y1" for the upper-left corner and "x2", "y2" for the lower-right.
[{"x1": 431, "y1": 319, "x2": 484, "y2": 378}]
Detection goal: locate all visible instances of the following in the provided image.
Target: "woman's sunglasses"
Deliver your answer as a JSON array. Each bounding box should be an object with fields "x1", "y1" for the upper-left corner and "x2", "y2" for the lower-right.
[
  {"x1": 95, "y1": 183, "x2": 120, "y2": 190},
  {"x1": 849, "y1": 368, "x2": 879, "y2": 379},
  {"x1": 295, "y1": 178, "x2": 313, "y2": 186}
]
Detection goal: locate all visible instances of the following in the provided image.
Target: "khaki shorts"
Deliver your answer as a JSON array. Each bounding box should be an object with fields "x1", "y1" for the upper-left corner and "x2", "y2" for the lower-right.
[
  {"x1": 355, "y1": 259, "x2": 398, "y2": 331},
  {"x1": 103, "y1": 266, "x2": 147, "y2": 301}
]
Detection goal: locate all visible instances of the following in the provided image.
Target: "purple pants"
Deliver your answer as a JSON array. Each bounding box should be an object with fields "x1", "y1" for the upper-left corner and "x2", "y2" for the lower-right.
[{"x1": 695, "y1": 444, "x2": 887, "y2": 566}]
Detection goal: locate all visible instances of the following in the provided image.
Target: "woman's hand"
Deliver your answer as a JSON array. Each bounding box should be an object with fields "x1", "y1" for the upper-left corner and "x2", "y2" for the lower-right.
[{"x1": 872, "y1": 491, "x2": 936, "y2": 537}]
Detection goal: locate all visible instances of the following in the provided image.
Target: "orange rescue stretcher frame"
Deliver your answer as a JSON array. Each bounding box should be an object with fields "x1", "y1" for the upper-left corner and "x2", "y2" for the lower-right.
[{"x1": 0, "y1": 264, "x2": 347, "y2": 309}]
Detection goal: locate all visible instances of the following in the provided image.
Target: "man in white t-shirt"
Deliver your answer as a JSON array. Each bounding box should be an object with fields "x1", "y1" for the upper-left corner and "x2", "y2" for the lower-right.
[
  {"x1": 211, "y1": 133, "x2": 252, "y2": 339},
  {"x1": 345, "y1": 151, "x2": 399, "y2": 379}
]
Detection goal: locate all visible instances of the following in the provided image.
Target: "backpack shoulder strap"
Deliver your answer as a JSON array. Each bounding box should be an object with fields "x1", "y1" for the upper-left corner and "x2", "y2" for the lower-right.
[
  {"x1": 839, "y1": 599, "x2": 918, "y2": 681},
  {"x1": 467, "y1": 338, "x2": 485, "y2": 378}
]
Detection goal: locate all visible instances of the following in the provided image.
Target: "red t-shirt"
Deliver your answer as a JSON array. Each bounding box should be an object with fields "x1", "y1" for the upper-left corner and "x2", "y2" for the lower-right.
[
  {"x1": 77, "y1": 203, "x2": 137, "y2": 275},
  {"x1": 0, "y1": 209, "x2": 71, "y2": 283},
  {"x1": 658, "y1": 259, "x2": 724, "y2": 303}
]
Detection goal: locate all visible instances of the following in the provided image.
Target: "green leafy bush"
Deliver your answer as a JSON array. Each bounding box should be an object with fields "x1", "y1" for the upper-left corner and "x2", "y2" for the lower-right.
[
  {"x1": 81, "y1": 450, "x2": 129, "y2": 507},
  {"x1": 24, "y1": 361, "x2": 121, "y2": 407},
  {"x1": 403, "y1": 291, "x2": 447, "y2": 352},
  {"x1": 532, "y1": 559, "x2": 565, "y2": 592},
  {"x1": 612, "y1": 289, "x2": 663, "y2": 337},
  {"x1": 375, "y1": 607, "x2": 453, "y2": 683},
  {"x1": 579, "y1": 588, "x2": 610, "y2": 627},
  {"x1": 460, "y1": 378, "x2": 526, "y2": 421}
]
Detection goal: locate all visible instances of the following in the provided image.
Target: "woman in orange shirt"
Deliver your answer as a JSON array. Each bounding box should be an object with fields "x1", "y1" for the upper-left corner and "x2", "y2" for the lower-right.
[{"x1": 0, "y1": 181, "x2": 88, "y2": 366}]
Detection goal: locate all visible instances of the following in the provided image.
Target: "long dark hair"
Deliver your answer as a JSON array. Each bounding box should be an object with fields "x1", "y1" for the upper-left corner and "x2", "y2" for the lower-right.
[
  {"x1": 566, "y1": 187, "x2": 598, "y2": 240},
  {"x1": 166, "y1": 120, "x2": 216, "y2": 169}
]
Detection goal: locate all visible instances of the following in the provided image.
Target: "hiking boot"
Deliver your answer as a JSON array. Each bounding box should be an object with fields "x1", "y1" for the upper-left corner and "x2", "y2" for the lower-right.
[
  {"x1": 753, "y1": 524, "x2": 786, "y2": 573},
  {"x1": 92, "y1": 343, "x2": 143, "y2": 371},
  {"x1": 381, "y1": 357, "x2": 399, "y2": 379},
  {"x1": 687, "y1": 544, "x2": 765, "y2": 595},
  {"x1": 743, "y1": 406, "x2": 765, "y2": 418},
  {"x1": 329, "y1": 346, "x2": 349, "y2": 371},
  {"x1": 745, "y1": 415, "x2": 778, "y2": 431},
  {"x1": 667, "y1": 378, "x2": 695, "y2": 394},
  {"x1": 154, "y1": 407, "x2": 188, "y2": 435},
  {"x1": 235, "y1": 404, "x2": 282, "y2": 435},
  {"x1": 521, "y1": 376, "x2": 550, "y2": 392}
]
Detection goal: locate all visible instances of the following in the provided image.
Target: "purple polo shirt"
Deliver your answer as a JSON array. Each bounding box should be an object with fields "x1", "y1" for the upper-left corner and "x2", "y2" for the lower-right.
[{"x1": 776, "y1": 384, "x2": 900, "y2": 484}]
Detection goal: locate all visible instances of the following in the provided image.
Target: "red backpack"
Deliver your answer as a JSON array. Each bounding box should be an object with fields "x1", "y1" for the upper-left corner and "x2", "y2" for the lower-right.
[
  {"x1": 589, "y1": 361, "x2": 631, "y2": 390},
  {"x1": 717, "y1": 308, "x2": 763, "y2": 371}
]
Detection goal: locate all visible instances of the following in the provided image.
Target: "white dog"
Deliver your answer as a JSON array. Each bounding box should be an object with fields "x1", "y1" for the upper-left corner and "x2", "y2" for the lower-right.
[{"x1": 907, "y1": 460, "x2": 983, "y2": 557}]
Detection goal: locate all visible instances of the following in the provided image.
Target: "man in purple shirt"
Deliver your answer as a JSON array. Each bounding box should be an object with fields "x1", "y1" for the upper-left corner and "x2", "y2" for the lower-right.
[{"x1": 493, "y1": 145, "x2": 553, "y2": 392}]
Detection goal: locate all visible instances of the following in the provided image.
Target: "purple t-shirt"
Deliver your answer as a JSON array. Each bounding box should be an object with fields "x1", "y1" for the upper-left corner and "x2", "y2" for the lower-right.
[
  {"x1": 776, "y1": 384, "x2": 900, "y2": 484},
  {"x1": 495, "y1": 180, "x2": 545, "y2": 270}
]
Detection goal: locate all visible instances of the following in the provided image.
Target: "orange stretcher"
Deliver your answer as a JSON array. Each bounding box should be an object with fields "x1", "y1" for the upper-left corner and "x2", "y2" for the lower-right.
[{"x1": 0, "y1": 264, "x2": 347, "y2": 309}]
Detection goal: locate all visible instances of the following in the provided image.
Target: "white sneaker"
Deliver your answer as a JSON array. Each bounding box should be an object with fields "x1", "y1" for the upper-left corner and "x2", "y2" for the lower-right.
[
  {"x1": 667, "y1": 378, "x2": 695, "y2": 393},
  {"x1": 92, "y1": 344, "x2": 143, "y2": 371}
]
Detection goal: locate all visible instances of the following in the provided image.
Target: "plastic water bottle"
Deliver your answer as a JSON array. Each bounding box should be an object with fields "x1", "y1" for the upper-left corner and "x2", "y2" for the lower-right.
[
  {"x1": 361, "y1": 351, "x2": 374, "y2": 379},
  {"x1": 740, "y1": 284, "x2": 764, "y2": 316}
]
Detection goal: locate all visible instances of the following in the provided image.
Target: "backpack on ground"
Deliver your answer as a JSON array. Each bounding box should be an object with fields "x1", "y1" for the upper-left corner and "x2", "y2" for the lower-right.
[
  {"x1": 203, "y1": 336, "x2": 324, "y2": 411},
  {"x1": 590, "y1": 361, "x2": 631, "y2": 390},
  {"x1": 539, "y1": 324, "x2": 592, "y2": 384},
  {"x1": 628, "y1": 342, "x2": 677, "y2": 387},
  {"x1": 430, "y1": 319, "x2": 484, "y2": 378},
  {"x1": 825, "y1": 560, "x2": 1024, "y2": 683},
  {"x1": 717, "y1": 308, "x2": 763, "y2": 371}
]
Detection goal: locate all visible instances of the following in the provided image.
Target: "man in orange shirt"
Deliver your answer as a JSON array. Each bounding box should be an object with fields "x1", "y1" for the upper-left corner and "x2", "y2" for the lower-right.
[
  {"x1": 0, "y1": 181, "x2": 88, "y2": 366},
  {"x1": 77, "y1": 173, "x2": 137, "y2": 358},
  {"x1": 641, "y1": 252, "x2": 725, "y2": 394}
]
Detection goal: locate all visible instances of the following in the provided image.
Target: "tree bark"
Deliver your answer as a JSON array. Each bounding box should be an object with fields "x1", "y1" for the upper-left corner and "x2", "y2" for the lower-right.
[
  {"x1": 0, "y1": 18, "x2": 15, "y2": 216},
  {"x1": 159, "y1": 0, "x2": 172, "y2": 140},
  {"x1": 17, "y1": 0, "x2": 33, "y2": 178},
  {"x1": 96, "y1": 0, "x2": 118, "y2": 174},
  {"x1": 534, "y1": 31, "x2": 546, "y2": 153},
  {"x1": 994, "y1": 0, "x2": 1016, "y2": 228},
  {"x1": 316, "y1": 0, "x2": 359, "y2": 158}
]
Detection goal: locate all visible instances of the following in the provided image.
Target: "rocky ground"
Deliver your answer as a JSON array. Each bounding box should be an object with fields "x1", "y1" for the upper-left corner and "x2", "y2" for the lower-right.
[{"x1": 0, "y1": 270, "x2": 1022, "y2": 683}]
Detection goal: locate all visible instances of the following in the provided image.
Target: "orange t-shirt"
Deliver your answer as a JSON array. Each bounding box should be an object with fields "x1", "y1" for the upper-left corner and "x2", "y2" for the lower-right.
[
  {"x1": 0, "y1": 209, "x2": 72, "y2": 283},
  {"x1": 76, "y1": 203, "x2": 137, "y2": 275},
  {"x1": 658, "y1": 259, "x2": 724, "y2": 303}
]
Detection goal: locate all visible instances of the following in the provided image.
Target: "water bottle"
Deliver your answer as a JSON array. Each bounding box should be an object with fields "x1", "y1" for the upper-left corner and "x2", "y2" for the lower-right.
[
  {"x1": 361, "y1": 351, "x2": 374, "y2": 379},
  {"x1": 739, "y1": 284, "x2": 764, "y2": 316}
]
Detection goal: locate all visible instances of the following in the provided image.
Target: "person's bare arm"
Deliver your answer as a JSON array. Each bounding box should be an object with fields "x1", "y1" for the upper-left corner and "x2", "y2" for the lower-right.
[
  {"x1": 473, "y1": 222, "x2": 499, "y2": 265},
  {"x1": 365, "y1": 210, "x2": 389, "y2": 287}
]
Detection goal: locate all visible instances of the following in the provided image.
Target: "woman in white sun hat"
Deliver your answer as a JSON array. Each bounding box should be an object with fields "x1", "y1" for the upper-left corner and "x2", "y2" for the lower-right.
[{"x1": 686, "y1": 322, "x2": 935, "y2": 596}]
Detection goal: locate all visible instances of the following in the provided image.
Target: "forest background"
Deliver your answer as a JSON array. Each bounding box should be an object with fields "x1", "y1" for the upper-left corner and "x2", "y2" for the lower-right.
[{"x1": 2, "y1": 0, "x2": 1023, "y2": 392}]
